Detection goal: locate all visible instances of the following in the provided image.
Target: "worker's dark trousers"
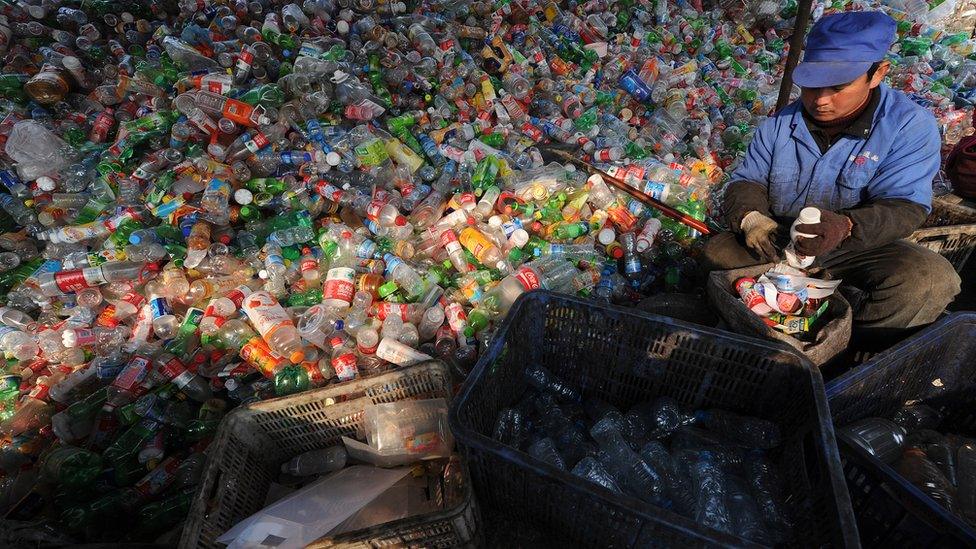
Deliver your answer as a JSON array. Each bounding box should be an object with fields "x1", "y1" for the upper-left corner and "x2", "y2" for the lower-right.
[{"x1": 701, "y1": 231, "x2": 962, "y2": 334}]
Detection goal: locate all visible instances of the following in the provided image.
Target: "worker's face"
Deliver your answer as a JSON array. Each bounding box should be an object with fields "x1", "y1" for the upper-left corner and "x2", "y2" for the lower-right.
[{"x1": 800, "y1": 61, "x2": 890, "y2": 122}]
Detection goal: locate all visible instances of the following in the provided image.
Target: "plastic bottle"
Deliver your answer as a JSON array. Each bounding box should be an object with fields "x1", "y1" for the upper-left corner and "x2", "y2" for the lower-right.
[
  {"x1": 241, "y1": 291, "x2": 306, "y2": 364},
  {"x1": 896, "y1": 447, "x2": 958, "y2": 512},
  {"x1": 785, "y1": 207, "x2": 820, "y2": 269},
  {"x1": 281, "y1": 445, "x2": 348, "y2": 477}
]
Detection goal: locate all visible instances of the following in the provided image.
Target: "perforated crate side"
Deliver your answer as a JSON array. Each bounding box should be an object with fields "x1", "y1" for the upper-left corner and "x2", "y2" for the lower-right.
[
  {"x1": 180, "y1": 361, "x2": 472, "y2": 549},
  {"x1": 451, "y1": 290, "x2": 857, "y2": 548},
  {"x1": 826, "y1": 313, "x2": 976, "y2": 547}
]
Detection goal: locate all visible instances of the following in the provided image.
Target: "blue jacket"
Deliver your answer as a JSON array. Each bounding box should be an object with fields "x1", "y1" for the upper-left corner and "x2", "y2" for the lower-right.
[{"x1": 730, "y1": 84, "x2": 941, "y2": 216}]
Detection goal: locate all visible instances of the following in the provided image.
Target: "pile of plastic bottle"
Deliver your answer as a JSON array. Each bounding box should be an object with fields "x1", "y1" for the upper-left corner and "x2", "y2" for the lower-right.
[
  {"x1": 0, "y1": 0, "x2": 968, "y2": 543},
  {"x1": 494, "y1": 364, "x2": 791, "y2": 544},
  {"x1": 839, "y1": 404, "x2": 976, "y2": 526}
]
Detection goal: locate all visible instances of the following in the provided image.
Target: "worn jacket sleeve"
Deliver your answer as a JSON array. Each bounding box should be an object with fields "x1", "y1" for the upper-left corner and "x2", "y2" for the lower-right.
[
  {"x1": 838, "y1": 199, "x2": 928, "y2": 253},
  {"x1": 723, "y1": 118, "x2": 777, "y2": 231}
]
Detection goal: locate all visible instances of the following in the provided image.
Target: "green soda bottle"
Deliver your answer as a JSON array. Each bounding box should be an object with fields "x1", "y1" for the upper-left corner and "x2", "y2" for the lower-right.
[
  {"x1": 134, "y1": 488, "x2": 196, "y2": 537},
  {"x1": 40, "y1": 446, "x2": 103, "y2": 489},
  {"x1": 103, "y1": 419, "x2": 161, "y2": 467}
]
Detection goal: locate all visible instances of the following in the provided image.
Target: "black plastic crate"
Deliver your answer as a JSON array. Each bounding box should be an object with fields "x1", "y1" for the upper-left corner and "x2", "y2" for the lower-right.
[
  {"x1": 449, "y1": 290, "x2": 857, "y2": 548},
  {"x1": 826, "y1": 312, "x2": 976, "y2": 548}
]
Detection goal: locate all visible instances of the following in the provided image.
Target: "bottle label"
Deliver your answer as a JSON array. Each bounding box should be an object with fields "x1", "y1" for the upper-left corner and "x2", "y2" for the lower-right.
[
  {"x1": 113, "y1": 355, "x2": 151, "y2": 391},
  {"x1": 376, "y1": 302, "x2": 408, "y2": 321},
  {"x1": 54, "y1": 269, "x2": 92, "y2": 293},
  {"x1": 159, "y1": 356, "x2": 187, "y2": 382},
  {"x1": 149, "y1": 297, "x2": 171, "y2": 320},
  {"x1": 458, "y1": 227, "x2": 495, "y2": 262},
  {"x1": 244, "y1": 131, "x2": 270, "y2": 154},
  {"x1": 70, "y1": 328, "x2": 97, "y2": 347},
  {"x1": 171, "y1": 369, "x2": 196, "y2": 390},
  {"x1": 331, "y1": 352, "x2": 358, "y2": 381},
  {"x1": 323, "y1": 267, "x2": 355, "y2": 305},
  {"x1": 28, "y1": 382, "x2": 49, "y2": 401},
  {"x1": 357, "y1": 339, "x2": 378, "y2": 355},
  {"x1": 242, "y1": 292, "x2": 294, "y2": 338},
  {"x1": 120, "y1": 291, "x2": 146, "y2": 309},
  {"x1": 376, "y1": 338, "x2": 430, "y2": 366},
  {"x1": 314, "y1": 181, "x2": 344, "y2": 201},
  {"x1": 514, "y1": 266, "x2": 542, "y2": 291},
  {"x1": 300, "y1": 257, "x2": 318, "y2": 273}
]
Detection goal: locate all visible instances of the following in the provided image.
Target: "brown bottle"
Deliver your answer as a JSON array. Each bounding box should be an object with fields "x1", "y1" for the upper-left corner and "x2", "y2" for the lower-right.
[
  {"x1": 896, "y1": 447, "x2": 957, "y2": 512},
  {"x1": 24, "y1": 65, "x2": 70, "y2": 105}
]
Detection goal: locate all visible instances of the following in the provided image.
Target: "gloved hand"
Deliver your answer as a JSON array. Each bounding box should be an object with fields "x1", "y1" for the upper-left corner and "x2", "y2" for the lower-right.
[
  {"x1": 739, "y1": 211, "x2": 779, "y2": 260},
  {"x1": 794, "y1": 210, "x2": 853, "y2": 256}
]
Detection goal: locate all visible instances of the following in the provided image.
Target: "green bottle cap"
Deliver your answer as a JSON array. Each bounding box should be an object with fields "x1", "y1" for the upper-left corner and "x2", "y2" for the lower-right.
[{"x1": 378, "y1": 281, "x2": 399, "y2": 298}]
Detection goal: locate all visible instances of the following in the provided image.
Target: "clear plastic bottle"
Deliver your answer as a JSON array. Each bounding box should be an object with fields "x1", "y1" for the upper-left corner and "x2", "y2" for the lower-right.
[
  {"x1": 241, "y1": 290, "x2": 306, "y2": 364},
  {"x1": 590, "y1": 415, "x2": 667, "y2": 505},
  {"x1": 693, "y1": 409, "x2": 781, "y2": 449},
  {"x1": 572, "y1": 456, "x2": 623, "y2": 494},
  {"x1": 688, "y1": 452, "x2": 734, "y2": 534}
]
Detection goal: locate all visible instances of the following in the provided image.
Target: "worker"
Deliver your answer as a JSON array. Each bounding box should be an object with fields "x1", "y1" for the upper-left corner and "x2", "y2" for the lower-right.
[{"x1": 703, "y1": 11, "x2": 961, "y2": 335}]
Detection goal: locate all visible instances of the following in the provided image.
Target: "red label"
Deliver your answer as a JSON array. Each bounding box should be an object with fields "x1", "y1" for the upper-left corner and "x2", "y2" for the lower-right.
[
  {"x1": 514, "y1": 266, "x2": 542, "y2": 291},
  {"x1": 300, "y1": 258, "x2": 317, "y2": 273},
  {"x1": 331, "y1": 353, "x2": 358, "y2": 381},
  {"x1": 158, "y1": 357, "x2": 186, "y2": 381},
  {"x1": 376, "y1": 303, "x2": 407, "y2": 321},
  {"x1": 54, "y1": 269, "x2": 91, "y2": 293},
  {"x1": 207, "y1": 81, "x2": 222, "y2": 93},
  {"x1": 113, "y1": 356, "x2": 150, "y2": 391},
  {"x1": 28, "y1": 383, "x2": 49, "y2": 401},
  {"x1": 314, "y1": 181, "x2": 343, "y2": 201},
  {"x1": 238, "y1": 49, "x2": 253, "y2": 65},
  {"x1": 121, "y1": 291, "x2": 146, "y2": 308},
  {"x1": 323, "y1": 268, "x2": 355, "y2": 305}
]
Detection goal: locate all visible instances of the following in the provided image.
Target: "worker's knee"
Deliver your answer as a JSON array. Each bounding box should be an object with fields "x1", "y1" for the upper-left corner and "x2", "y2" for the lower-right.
[
  {"x1": 884, "y1": 249, "x2": 960, "y2": 304},
  {"x1": 700, "y1": 232, "x2": 763, "y2": 272}
]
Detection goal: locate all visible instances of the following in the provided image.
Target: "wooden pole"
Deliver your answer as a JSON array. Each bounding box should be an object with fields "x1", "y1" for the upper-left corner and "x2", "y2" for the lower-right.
[{"x1": 776, "y1": 0, "x2": 815, "y2": 111}]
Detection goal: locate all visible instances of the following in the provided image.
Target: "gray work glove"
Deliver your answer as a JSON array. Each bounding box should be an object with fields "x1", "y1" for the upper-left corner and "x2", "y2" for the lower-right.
[{"x1": 740, "y1": 211, "x2": 779, "y2": 261}]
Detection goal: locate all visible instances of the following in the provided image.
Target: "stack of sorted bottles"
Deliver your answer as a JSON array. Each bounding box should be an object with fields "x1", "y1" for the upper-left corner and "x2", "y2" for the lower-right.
[
  {"x1": 0, "y1": 0, "x2": 967, "y2": 543},
  {"x1": 493, "y1": 364, "x2": 793, "y2": 544},
  {"x1": 840, "y1": 404, "x2": 976, "y2": 527}
]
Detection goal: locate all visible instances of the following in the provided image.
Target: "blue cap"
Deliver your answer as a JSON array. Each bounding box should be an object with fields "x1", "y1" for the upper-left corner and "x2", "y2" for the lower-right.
[{"x1": 792, "y1": 12, "x2": 896, "y2": 88}]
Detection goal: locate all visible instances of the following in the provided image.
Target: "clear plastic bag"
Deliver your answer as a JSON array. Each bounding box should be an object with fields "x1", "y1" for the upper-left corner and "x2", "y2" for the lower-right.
[{"x1": 364, "y1": 398, "x2": 453, "y2": 458}]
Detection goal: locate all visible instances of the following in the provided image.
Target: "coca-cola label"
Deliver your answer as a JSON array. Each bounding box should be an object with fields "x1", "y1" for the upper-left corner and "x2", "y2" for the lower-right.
[
  {"x1": 300, "y1": 258, "x2": 317, "y2": 273},
  {"x1": 514, "y1": 266, "x2": 542, "y2": 291},
  {"x1": 323, "y1": 267, "x2": 355, "y2": 305}
]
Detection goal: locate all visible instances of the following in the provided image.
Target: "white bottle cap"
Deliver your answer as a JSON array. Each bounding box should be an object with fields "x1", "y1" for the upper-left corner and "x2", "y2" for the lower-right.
[
  {"x1": 234, "y1": 188, "x2": 253, "y2": 205},
  {"x1": 336, "y1": 20, "x2": 349, "y2": 34},
  {"x1": 326, "y1": 151, "x2": 341, "y2": 166},
  {"x1": 797, "y1": 207, "x2": 821, "y2": 224},
  {"x1": 597, "y1": 228, "x2": 616, "y2": 246},
  {"x1": 509, "y1": 229, "x2": 529, "y2": 248},
  {"x1": 35, "y1": 176, "x2": 56, "y2": 191}
]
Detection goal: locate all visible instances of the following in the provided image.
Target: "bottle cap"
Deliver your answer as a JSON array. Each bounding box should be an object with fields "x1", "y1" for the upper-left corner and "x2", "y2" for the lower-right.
[{"x1": 377, "y1": 281, "x2": 399, "y2": 298}]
